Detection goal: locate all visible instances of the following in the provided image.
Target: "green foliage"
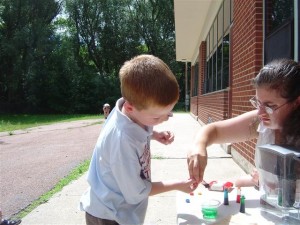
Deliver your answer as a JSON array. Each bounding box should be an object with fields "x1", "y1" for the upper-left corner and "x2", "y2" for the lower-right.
[
  {"x1": 0, "y1": 0, "x2": 62, "y2": 111},
  {"x1": 0, "y1": 0, "x2": 186, "y2": 114}
]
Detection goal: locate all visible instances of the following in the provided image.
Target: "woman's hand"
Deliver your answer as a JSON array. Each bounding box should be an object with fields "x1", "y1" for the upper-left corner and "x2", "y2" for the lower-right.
[
  {"x1": 250, "y1": 168, "x2": 259, "y2": 186},
  {"x1": 187, "y1": 145, "x2": 207, "y2": 183}
]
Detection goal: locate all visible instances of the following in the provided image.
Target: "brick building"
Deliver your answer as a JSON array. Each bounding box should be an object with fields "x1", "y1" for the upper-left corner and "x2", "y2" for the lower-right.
[{"x1": 174, "y1": 0, "x2": 299, "y2": 172}]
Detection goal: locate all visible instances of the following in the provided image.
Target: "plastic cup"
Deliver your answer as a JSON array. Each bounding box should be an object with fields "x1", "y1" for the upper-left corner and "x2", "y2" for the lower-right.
[{"x1": 201, "y1": 199, "x2": 220, "y2": 219}]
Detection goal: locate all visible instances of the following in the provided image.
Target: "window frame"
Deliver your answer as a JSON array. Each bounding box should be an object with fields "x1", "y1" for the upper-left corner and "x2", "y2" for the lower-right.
[{"x1": 204, "y1": 0, "x2": 232, "y2": 94}]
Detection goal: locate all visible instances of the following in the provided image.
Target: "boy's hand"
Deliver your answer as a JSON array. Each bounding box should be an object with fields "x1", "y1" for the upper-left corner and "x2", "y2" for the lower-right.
[
  {"x1": 177, "y1": 178, "x2": 198, "y2": 193},
  {"x1": 152, "y1": 131, "x2": 174, "y2": 145},
  {"x1": 150, "y1": 178, "x2": 198, "y2": 195}
]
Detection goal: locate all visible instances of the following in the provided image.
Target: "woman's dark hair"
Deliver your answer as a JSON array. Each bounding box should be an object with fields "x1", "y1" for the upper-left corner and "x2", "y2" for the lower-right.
[
  {"x1": 283, "y1": 107, "x2": 300, "y2": 149},
  {"x1": 252, "y1": 59, "x2": 300, "y2": 101},
  {"x1": 253, "y1": 59, "x2": 300, "y2": 149}
]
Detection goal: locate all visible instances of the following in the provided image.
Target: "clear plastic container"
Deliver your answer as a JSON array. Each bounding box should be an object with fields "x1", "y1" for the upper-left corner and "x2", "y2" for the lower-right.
[
  {"x1": 257, "y1": 144, "x2": 300, "y2": 222},
  {"x1": 201, "y1": 199, "x2": 220, "y2": 219}
]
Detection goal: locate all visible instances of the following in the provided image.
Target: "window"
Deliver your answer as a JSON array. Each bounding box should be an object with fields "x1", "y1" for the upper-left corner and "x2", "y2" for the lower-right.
[
  {"x1": 265, "y1": 0, "x2": 294, "y2": 36},
  {"x1": 204, "y1": 0, "x2": 232, "y2": 94},
  {"x1": 264, "y1": 0, "x2": 295, "y2": 63}
]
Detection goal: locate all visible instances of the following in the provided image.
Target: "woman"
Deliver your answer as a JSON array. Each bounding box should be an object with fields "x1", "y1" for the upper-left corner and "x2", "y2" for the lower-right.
[{"x1": 187, "y1": 59, "x2": 300, "y2": 186}]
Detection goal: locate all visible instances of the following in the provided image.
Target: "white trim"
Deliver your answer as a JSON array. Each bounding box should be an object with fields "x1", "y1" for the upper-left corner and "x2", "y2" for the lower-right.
[{"x1": 295, "y1": 0, "x2": 299, "y2": 61}]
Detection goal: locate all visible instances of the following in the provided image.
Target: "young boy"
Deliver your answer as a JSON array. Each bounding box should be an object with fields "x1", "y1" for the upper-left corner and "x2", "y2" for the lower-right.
[{"x1": 80, "y1": 55, "x2": 196, "y2": 225}]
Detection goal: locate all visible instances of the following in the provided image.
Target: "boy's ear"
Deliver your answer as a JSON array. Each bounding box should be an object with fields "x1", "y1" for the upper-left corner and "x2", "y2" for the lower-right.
[{"x1": 123, "y1": 101, "x2": 135, "y2": 112}]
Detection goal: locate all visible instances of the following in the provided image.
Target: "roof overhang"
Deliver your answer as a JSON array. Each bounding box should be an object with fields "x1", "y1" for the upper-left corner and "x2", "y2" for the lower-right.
[{"x1": 174, "y1": 0, "x2": 223, "y2": 64}]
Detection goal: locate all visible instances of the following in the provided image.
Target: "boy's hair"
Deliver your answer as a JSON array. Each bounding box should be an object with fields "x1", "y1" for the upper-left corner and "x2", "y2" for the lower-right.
[{"x1": 119, "y1": 54, "x2": 179, "y2": 110}]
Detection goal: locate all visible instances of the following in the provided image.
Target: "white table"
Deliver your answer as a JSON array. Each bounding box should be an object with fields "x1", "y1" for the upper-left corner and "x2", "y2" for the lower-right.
[{"x1": 176, "y1": 187, "x2": 288, "y2": 225}]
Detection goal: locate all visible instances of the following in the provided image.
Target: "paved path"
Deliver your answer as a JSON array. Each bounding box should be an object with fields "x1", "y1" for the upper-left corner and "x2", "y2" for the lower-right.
[
  {"x1": 19, "y1": 113, "x2": 247, "y2": 225},
  {"x1": 0, "y1": 119, "x2": 103, "y2": 218}
]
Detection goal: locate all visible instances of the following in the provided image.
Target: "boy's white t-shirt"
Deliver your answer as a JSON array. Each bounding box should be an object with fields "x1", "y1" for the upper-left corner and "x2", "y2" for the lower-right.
[{"x1": 80, "y1": 98, "x2": 153, "y2": 225}]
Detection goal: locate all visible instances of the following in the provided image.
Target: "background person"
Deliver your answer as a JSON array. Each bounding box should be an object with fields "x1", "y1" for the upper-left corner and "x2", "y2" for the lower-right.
[
  {"x1": 102, "y1": 103, "x2": 111, "y2": 119},
  {"x1": 80, "y1": 54, "x2": 196, "y2": 225}
]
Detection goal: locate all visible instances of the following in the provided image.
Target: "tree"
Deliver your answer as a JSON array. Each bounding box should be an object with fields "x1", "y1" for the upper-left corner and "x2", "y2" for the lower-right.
[
  {"x1": 0, "y1": 0, "x2": 186, "y2": 113},
  {"x1": 127, "y1": 0, "x2": 185, "y2": 102},
  {"x1": 66, "y1": 0, "x2": 141, "y2": 76},
  {"x1": 0, "y1": 0, "x2": 61, "y2": 112}
]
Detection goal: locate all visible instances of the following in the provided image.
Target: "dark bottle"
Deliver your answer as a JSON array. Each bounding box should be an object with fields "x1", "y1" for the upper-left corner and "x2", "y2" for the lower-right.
[
  {"x1": 240, "y1": 195, "x2": 245, "y2": 213},
  {"x1": 224, "y1": 188, "x2": 229, "y2": 205}
]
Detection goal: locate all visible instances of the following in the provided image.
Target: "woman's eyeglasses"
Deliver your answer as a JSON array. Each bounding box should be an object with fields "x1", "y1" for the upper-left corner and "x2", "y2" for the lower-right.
[{"x1": 249, "y1": 97, "x2": 289, "y2": 114}]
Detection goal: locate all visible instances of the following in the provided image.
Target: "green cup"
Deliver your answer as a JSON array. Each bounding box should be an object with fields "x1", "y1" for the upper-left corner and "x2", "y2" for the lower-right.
[{"x1": 201, "y1": 199, "x2": 220, "y2": 219}]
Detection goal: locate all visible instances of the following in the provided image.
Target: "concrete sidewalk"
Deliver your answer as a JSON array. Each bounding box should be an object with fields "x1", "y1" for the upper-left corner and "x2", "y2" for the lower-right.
[{"x1": 21, "y1": 113, "x2": 247, "y2": 225}]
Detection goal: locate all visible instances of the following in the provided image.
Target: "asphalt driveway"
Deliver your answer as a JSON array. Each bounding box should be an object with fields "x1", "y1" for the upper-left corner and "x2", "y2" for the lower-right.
[{"x1": 0, "y1": 119, "x2": 103, "y2": 219}]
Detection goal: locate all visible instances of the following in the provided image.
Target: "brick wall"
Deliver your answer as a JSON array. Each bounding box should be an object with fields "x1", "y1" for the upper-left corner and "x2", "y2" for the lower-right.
[
  {"x1": 197, "y1": 91, "x2": 229, "y2": 123},
  {"x1": 189, "y1": 0, "x2": 265, "y2": 170},
  {"x1": 230, "y1": 0, "x2": 264, "y2": 167},
  {"x1": 190, "y1": 96, "x2": 198, "y2": 116}
]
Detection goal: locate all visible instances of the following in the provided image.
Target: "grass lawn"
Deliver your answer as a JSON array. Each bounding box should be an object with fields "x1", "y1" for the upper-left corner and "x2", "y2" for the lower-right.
[{"x1": 0, "y1": 114, "x2": 102, "y2": 132}]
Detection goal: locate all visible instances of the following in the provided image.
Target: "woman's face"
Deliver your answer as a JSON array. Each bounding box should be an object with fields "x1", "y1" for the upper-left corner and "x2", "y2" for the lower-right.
[{"x1": 256, "y1": 87, "x2": 294, "y2": 130}]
